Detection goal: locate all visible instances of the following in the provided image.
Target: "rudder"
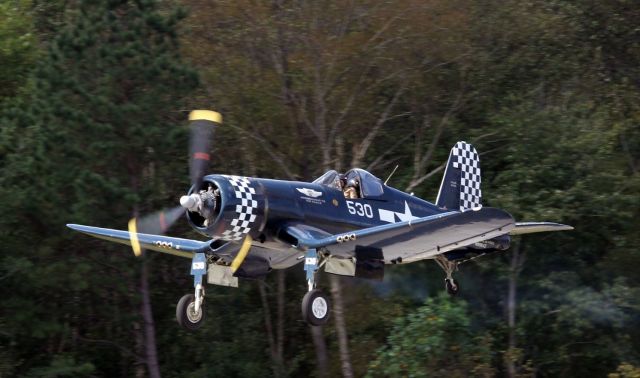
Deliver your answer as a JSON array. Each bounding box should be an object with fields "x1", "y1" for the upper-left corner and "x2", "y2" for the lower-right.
[{"x1": 436, "y1": 141, "x2": 482, "y2": 211}]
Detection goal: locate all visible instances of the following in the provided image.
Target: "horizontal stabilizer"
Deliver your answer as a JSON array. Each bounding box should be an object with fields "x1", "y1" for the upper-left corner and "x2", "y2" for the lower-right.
[
  {"x1": 509, "y1": 222, "x2": 573, "y2": 236},
  {"x1": 67, "y1": 224, "x2": 210, "y2": 258}
]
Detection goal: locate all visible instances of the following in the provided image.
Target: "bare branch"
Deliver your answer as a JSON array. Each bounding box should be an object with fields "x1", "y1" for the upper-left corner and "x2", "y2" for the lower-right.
[
  {"x1": 351, "y1": 84, "x2": 407, "y2": 167},
  {"x1": 227, "y1": 124, "x2": 297, "y2": 180},
  {"x1": 328, "y1": 63, "x2": 371, "y2": 142},
  {"x1": 404, "y1": 131, "x2": 500, "y2": 192},
  {"x1": 412, "y1": 92, "x2": 463, "y2": 181},
  {"x1": 366, "y1": 132, "x2": 415, "y2": 172},
  {"x1": 404, "y1": 163, "x2": 446, "y2": 192}
]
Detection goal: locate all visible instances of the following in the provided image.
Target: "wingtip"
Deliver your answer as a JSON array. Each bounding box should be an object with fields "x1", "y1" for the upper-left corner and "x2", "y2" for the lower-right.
[
  {"x1": 510, "y1": 222, "x2": 575, "y2": 236},
  {"x1": 556, "y1": 223, "x2": 574, "y2": 231}
]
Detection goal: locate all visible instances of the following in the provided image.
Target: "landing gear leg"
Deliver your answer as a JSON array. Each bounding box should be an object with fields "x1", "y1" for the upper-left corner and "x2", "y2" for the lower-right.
[
  {"x1": 435, "y1": 255, "x2": 460, "y2": 296},
  {"x1": 177, "y1": 253, "x2": 207, "y2": 331},
  {"x1": 301, "y1": 249, "x2": 331, "y2": 326}
]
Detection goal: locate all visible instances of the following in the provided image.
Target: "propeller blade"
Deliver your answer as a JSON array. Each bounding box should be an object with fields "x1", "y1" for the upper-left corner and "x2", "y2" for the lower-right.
[
  {"x1": 189, "y1": 110, "x2": 222, "y2": 191},
  {"x1": 123, "y1": 110, "x2": 223, "y2": 257},
  {"x1": 128, "y1": 206, "x2": 185, "y2": 256},
  {"x1": 230, "y1": 235, "x2": 253, "y2": 273}
]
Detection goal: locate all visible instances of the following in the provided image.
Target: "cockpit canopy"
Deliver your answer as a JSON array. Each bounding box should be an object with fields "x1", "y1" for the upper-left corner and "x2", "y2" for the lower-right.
[{"x1": 313, "y1": 168, "x2": 384, "y2": 198}]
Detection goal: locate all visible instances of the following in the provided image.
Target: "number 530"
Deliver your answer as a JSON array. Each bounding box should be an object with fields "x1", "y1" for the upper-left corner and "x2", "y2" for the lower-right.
[{"x1": 346, "y1": 200, "x2": 373, "y2": 218}]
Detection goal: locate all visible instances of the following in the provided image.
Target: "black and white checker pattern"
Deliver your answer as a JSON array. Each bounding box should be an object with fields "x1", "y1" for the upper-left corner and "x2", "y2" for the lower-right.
[
  {"x1": 221, "y1": 175, "x2": 258, "y2": 241},
  {"x1": 452, "y1": 141, "x2": 482, "y2": 211}
]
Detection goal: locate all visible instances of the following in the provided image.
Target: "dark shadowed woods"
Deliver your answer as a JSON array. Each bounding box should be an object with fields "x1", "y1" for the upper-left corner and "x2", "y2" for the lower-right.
[{"x1": 1, "y1": 0, "x2": 638, "y2": 376}]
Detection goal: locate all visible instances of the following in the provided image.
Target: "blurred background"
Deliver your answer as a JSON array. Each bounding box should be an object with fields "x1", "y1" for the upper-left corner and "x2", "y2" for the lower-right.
[{"x1": 0, "y1": 0, "x2": 638, "y2": 376}]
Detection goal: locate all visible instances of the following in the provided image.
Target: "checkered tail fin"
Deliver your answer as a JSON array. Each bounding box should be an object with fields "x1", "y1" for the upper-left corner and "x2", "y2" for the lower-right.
[{"x1": 435, "y1": 141, "x2": 482, "y2": 212}]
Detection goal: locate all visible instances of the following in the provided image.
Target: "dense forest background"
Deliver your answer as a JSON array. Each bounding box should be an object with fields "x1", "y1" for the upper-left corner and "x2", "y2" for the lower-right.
[{"x1": 1, "y1": 0, "x2": 638, "y2": 376}]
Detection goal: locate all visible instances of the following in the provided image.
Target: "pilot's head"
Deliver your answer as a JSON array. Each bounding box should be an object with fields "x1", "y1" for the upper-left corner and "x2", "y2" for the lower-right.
[
  {"x1": 338, "y1": 174, "x2": 347, "y2": 188},
  {"x1": 347, "y1": 178, "x2": 358, "y2": 188}
]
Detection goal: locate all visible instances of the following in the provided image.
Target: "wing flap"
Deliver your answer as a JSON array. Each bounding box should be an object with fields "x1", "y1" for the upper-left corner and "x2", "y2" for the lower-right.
[
  {"x1": 67, "y1": 224, "x2": 210, "y2": 258},
  {"x1": 509, "y1": 222, "x2": 573, "y2": 235}
]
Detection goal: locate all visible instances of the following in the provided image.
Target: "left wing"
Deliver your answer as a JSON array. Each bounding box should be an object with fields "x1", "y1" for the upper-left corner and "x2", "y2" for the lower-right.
[
  {"x1": 287, "y1": 207, "x2": 515, "y2": 263},
  {"x1": 67, "y1": 224, "x2": 210, "y2": 258},
  {"x1": 509, "y1": 222, "x2": 573, "y2": 235}
]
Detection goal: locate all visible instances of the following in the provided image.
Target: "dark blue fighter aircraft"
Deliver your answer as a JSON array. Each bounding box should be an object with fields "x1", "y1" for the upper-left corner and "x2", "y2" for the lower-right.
[{"x1": 67, "y1": 110, "x2": 573, "y2": 330}]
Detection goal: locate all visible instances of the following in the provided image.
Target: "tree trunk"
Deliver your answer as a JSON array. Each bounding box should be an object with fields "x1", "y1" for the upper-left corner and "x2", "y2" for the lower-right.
[
  {"x1": 258, "y1": 281, "x2": 281, "y2": 377},
  {"x1": 329, "y1": 275, "x2": 353, "y2": 378},
  {"x1": 310, "y1": 326, "x2": 328, "y2": 377},
  {"x1": 276, "y1": 270, "x2": 286, "y2": 370},
  {"x1": 506, "y1": 242, "x2": 524, "y2": 378},
  {"x1": 133, "y1": 318, "x2": 145, "y2": 378},
  {"x1": 140, "y1": 257, "x2": 161, "y2": 378}
]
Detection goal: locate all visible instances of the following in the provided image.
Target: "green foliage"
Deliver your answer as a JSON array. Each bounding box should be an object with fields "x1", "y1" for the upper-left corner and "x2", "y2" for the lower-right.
[
  {"x1": 517, "y1": 274, "x2": 640, "y2": 375},
  {"x1": 609, "y1": 363, "x2": 640, "y2": 378},
  {"x1": 0, "y1": 0, "x2": 37, "y2": 99},
  {"x1": 0, "y1": 0, "x2": 639, "y2": 376},
  {"x1": 367, "y1": 294, "x2": 494, "y2": 377},
  {"x1": 23, "y1": 355, "x2": 95, "y2": 377},
  {"x1": 0, "y1": 0, "x2": 198, "y2": 375}
]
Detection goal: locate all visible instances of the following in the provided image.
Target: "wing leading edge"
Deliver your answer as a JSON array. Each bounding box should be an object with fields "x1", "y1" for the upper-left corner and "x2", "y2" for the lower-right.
[
  {"x1": 288, "y1": 208, "x2": 516, "y2": 263},
  {"x1": 509, "y1": 222, "x2": 573, "y2": 235},
  {"x1": 67, "y1": 224, "x2": 210, "y2": 258}
]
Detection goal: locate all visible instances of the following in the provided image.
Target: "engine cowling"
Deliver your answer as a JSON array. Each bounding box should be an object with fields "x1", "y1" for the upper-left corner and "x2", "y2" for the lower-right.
[{"x1": 185, "y1": 175, "x2": 265, "y2": 241}]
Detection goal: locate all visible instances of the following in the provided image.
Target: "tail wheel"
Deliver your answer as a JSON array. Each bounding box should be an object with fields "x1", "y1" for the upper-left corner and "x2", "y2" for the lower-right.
[
  {"x1": 302, "y1": 289, "x2": 331, "y2": 326},
  {"x1": 445, "y1": 278, "x2": 459, "y2": 296},
  {"x1": 176, "y1": 294, "x2": 206, "y2": 331}
]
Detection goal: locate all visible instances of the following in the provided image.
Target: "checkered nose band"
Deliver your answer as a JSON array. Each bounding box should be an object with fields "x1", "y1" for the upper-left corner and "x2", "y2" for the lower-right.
[
  {"x1": 221, "y1": 175, "x2": 259, "y2": 241},
  {"x1": 452, "y1": 141, "x2": 482, "y2": 212}
]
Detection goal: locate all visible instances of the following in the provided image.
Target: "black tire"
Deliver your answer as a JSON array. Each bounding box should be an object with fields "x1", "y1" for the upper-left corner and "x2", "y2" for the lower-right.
[
  {"x1": 301, "y1": 289, "x2": 331, "y2": 326},
  {"x1": 445, "y1": 278, "x2": 459, "y2": 296},
  {"x1": 176, "y1": 294, "x2": 206, "y2": 331}
]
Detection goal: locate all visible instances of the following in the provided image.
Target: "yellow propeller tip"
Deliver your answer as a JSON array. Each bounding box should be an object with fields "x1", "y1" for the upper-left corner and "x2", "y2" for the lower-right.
[
  {"x1": 189, "y1": 110, "x2": 222, "y2": 124},
  {"x1": 230, "y1": 235, "x2": 253, "y2": 273},
  {"x1": 128, "y1": 218, "x2": 142, "y2": 257}
]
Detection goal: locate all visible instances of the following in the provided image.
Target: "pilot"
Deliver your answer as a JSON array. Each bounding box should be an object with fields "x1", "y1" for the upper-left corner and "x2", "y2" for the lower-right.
[
  {"x1": 343, "y1": 178, "x2": 359, "y2": 199},
  {"x1": 336, "y1": 174, "x2": 347, "y2": 190}
]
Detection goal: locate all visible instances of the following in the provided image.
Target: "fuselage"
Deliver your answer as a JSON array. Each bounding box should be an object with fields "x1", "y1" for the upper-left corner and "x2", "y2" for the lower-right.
[
  {"x1": 189, "y1": 173, "x2": 443, "y2": 247},
  {"x1": 182, "y1": 170, "x2": 509, "y2": 274}
]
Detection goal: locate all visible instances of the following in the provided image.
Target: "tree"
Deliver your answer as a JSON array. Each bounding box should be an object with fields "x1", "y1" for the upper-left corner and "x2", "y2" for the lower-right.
[
  {"x1": 1, "y1": 0, "x2": 639, "y2": 375},
  {"x1": 0, "y1": 0, "x2": 37, "y2": 99},
  {"x1": 0, "y1": 0, "x2": 197, "y2": 375},
  {"x1": 368, "y1": 294, "x2": 494, "y2": 377}
]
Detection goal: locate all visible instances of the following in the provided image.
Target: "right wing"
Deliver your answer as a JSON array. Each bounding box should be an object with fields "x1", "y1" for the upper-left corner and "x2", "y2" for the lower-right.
[
  {"x1": 288, "y1": 207, "x2": 515, "y2": 263},
  {"x1": 67, "y1": 224, "x2": 211, "y2": 258}
]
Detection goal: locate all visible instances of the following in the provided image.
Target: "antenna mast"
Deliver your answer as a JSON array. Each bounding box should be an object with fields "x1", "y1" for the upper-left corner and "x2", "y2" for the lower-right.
[{"x1": 384, "y1": 165, "x2": 399, "y2": 185}]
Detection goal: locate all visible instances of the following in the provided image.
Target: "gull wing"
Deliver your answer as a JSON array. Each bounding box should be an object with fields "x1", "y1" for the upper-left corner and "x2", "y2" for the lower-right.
[
  {"x1": 67, "y1": 224, "x2": 210, "y2": 258},
  {"x1": 287, "y1": 208, "x2": 515, "y2": 263},
  {"x1": 509, "y1": 222, "x2": 573, "y2": 236}
]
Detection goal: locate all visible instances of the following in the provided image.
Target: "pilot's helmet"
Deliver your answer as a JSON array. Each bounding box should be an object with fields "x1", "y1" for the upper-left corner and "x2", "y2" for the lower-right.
[
  {"x1": 347, "y1": 178, "x2": 358, "y2": 188},
  {"x1": 338, "y1": 174, "x2": 347, "y2": 187}
]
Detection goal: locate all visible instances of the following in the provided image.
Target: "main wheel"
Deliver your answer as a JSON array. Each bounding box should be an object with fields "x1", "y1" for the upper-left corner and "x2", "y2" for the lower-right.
[
  {"x1": 301, "y1": 289, "x2": 331, "y2": 326},
  {"x1": 445, "y1": 278, "x2": 459, "y2": 296},
  {"x1": 176, "y1": 294, "x2": 206, "y2": 331}
]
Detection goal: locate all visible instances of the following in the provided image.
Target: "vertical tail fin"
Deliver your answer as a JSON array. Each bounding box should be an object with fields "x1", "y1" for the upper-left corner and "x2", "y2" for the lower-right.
[{"x1": 436, "y1": 141, "x2": 482, "y2": 212}]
